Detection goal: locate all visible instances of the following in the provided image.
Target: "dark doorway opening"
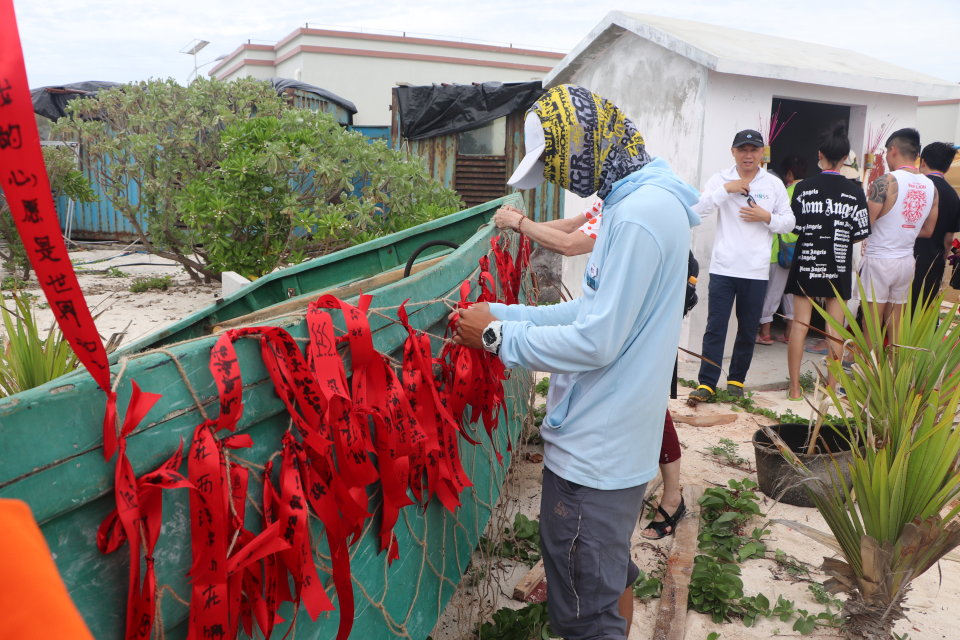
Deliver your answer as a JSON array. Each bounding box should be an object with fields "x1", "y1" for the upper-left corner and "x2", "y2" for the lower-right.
[{"x1": 769, "y1": 98, "x2": 851, "y2": 181}]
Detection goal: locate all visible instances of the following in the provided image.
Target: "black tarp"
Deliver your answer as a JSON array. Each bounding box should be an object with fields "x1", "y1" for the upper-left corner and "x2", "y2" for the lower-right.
[
  {"x1": 267, "y1": 77, "x2": 357, "y2": 116},
  {"x1": 395, "y1": 81, "x2": 543, "y2": 141},
  {"x1": 31, "y1": 81, "x2": 123, "y2": 120}
]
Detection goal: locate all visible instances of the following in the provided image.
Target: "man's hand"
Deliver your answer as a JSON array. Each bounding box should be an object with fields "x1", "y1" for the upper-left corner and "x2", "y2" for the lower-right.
[
  {"x1": 724, "y1": 178, "x2": 751, "y2": 195},
  {"x1": 739, "y1": 203, "x2": 772, "y2": 224},
  {"x1": 449, "y1": 302, "x2": 496, "y2": 349},
  {"x1": 494, "y1": 205, "x2": 525, "y2": 231}
]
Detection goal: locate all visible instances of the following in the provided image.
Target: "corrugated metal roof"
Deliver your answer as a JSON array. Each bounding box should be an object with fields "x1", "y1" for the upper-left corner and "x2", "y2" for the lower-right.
[{"x1": 547, "y1": 11, "x2": 960, "y2": 100}]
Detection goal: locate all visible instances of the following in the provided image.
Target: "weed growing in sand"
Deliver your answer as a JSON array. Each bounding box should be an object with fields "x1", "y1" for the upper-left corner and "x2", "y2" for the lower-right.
[
  {"x1": 479, "y1": 513, "x2": 540, "y2": 566},
  {"x1": 476, "y1": 602, "x2": 550, "y2": 640},
  {"x1": 704, "y1": 438, "x2": 752, "y2": 471},
  {"x1": 106, "y1": 267, "x2": 129, "y2": 278},
  {"x1": 798, "y1": 370, "x2": 816, "y2": 393},
  {"x1": 130, "y1": 275, "x2": 172, "y2": 293}
]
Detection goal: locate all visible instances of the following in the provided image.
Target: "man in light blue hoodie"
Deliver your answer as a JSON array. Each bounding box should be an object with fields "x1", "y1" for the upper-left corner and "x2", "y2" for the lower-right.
[{"x1": 451, "y1": 85, "x2": 700, "y2": 640}]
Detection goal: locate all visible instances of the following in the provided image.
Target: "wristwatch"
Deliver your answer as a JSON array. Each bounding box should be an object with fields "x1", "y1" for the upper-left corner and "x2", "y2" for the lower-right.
[{"x1": 481, "y1": 321, "x2": 503, "y2": 356}]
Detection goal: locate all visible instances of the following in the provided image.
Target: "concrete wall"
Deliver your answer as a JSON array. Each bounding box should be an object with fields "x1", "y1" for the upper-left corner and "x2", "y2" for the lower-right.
[
  {"x1": 550, "y1": 31, "x2": 709, "y2": 186},
  {"x1": 213, "y1": 30, "x2": 562, "y2": 126},
  {"x1": 917, "y1": 101, "x2": 960, "y2": 145}
]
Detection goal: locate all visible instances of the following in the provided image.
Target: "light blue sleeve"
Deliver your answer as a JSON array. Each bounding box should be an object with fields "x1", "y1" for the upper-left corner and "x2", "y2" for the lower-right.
[
  {"x1": 498, "y1": 221, "x2": 664, "y2": 374},
  {"x1": 488, "y1": 299, "x2": 582, "y2": 326}
]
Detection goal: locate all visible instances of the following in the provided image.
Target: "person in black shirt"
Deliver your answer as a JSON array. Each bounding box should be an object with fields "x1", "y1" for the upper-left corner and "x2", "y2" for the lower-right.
[
  {"x1": 911, "y1": 142, "x2": 960, "y2": 308},
  {"x1": 785, "y1": 124, "x2": 870, "y2": 400}
]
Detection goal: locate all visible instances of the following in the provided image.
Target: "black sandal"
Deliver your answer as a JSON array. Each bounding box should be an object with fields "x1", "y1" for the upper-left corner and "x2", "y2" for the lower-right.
[{"x1": 641, "y1": 497, "x2": 686, "y2": 540}]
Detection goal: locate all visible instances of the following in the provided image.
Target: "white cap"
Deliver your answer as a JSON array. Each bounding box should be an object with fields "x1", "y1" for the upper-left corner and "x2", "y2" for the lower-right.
[
  {"x1": 840, "y1": 150, "x2": 860, "y2": 180},
  {"x1": 507, "y1": 112, "x2": 546, "y2": 190}
]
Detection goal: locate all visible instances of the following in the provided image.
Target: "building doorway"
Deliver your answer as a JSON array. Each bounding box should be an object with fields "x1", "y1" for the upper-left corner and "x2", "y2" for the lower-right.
[{"x1": 769, "y1": 98, "x2": 851, "y2": 180}]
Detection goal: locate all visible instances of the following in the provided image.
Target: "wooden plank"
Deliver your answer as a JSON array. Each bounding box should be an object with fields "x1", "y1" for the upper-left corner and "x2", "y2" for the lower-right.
[
  {"x1": 651, "y1": 484, "x2": 704, "y2": 640},
  {"x1": 211, "y1": 254, "x2": 447, "y2": 332},
  {"x1": 512, "y1": 559, "x2": 546, "y2": 602}
]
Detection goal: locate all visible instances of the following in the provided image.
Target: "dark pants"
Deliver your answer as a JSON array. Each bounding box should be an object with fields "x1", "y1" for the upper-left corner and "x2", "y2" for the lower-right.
[
  {"x1": 911, "y1": 254, "x2": 945, "y2": 311},
  {"x1": 540, "y1": 468, "x2": 646, "y2": 640},
  {"x1": 697, "y1": 274, "x2": 767, "y2": 390}
]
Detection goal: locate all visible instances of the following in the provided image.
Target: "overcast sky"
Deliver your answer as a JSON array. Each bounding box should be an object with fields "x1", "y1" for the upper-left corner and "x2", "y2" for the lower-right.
[{"x1": 11, "y1": 0, "x2": 960, "y2": 88}]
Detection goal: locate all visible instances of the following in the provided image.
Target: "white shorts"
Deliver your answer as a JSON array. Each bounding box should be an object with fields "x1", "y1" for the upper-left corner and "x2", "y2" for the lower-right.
[{"x1": 855, "y1": 255, "x2": 915, "y2": 304}]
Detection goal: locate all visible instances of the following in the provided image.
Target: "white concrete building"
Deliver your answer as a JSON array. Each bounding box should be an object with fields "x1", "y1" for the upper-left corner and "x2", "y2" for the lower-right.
[
  {"x1": 918, "y1": 99, "x2": 960, "y2": 145},
  {"x1": 210, "y1": 26, "x2": 564, "y2": 126},
  {"x1": 543, "y1": 11, "x2": 960, "y2": 361}
]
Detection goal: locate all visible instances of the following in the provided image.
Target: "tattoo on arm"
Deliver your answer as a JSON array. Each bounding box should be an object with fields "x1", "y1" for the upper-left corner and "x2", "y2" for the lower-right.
[{"x1": 868, "y1": 175, "x2": 888, "y2": 204}]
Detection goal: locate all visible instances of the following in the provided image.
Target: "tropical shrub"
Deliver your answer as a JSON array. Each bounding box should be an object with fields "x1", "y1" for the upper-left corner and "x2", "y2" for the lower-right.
[{"x1": 52, "y1": 78, "x2": 462, "y2": 281}]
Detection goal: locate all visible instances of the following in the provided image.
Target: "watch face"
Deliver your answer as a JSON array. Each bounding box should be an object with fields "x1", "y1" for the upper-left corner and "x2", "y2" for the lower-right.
[{"x1": 482, "y1": 328, "x2": 495, "y2": 345}]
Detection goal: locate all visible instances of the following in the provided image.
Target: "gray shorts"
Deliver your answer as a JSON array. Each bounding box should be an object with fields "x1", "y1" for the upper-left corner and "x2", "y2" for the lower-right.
[{"x1": 539, "y1": 467, "x2": 647, "y2": 640}]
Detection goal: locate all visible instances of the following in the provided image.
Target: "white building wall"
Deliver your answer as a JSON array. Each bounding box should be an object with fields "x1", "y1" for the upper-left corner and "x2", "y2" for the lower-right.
[
  {"x1": 917, "y1": 102, "x2": 960, "y2": 144},
  {"x1": 214, "y1": 30, "x2": 561, "y2": 126}
]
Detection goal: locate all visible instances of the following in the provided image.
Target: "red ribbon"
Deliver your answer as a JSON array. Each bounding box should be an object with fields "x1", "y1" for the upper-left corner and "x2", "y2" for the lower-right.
[
  {"x1": 0, "y1": 0, "x2": 118, "y2": 456},
  {"x1": 311, "y1": 294, "x2": 429, "y2": 562},
  {"x1": 97, "y1": 383, "x2": 192, "y2": 640},
  {"x1": 397, "y1": 300, "x2": 472, "y2": 512}
]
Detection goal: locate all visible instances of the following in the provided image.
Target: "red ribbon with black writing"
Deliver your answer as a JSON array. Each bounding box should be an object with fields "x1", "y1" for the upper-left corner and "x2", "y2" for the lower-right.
[
  {"x1": 96, "y1": 383, "x2": 193, "y2": 640},
  {"x1": 312, "y1": 294, "x2": 429, "y2": 562},
  {"x1": 397, "y1": 300, "x2": 472, "y2": 512},
  {"x1": 0, "y1": 1, "x2": 118, "y2": 457}
]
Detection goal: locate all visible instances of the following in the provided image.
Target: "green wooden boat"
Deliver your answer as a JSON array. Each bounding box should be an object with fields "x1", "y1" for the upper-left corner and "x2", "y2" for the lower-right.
[
  {"x1": 0, "y1": 195, "x2": 533, "y2": 640},
  {"x1": 113, "y1": 198, "x2": 504, "y2": 358}
]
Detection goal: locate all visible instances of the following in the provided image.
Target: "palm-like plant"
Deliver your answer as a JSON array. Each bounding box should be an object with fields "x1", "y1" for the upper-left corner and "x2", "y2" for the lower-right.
[
  {"x1": 790, "y1": 289, "x2": 960, "y2": 639},
  {"x1": 0, "y1": 291, "x2": 80, "y2": 397}
]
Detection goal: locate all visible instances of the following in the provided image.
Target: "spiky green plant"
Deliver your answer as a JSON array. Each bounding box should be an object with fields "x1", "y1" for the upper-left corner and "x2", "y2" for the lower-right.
[
  {"x1": 783, "y1": 287, "x2": 960, "y2": 639},
  {"x1": 0, "y1": 292, "x2": 80, "y2": 397}
]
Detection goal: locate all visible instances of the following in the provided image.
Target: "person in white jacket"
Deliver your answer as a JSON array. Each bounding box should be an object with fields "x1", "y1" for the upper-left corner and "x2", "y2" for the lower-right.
[{"x1": 688, "y1": 130, "x2": 795, "y2": 404}]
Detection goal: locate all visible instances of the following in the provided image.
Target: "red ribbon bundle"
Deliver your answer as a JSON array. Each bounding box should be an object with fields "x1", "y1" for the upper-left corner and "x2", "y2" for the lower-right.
[
  {"x1": 97, "y1": 383, "x2": 193, "y2": 640},
  {"x1": 311, "y1": 294, "x2": 430, "y2": 562},
  {"x1": 397, "y1": 301, "x2": 473, "y2": 513}
]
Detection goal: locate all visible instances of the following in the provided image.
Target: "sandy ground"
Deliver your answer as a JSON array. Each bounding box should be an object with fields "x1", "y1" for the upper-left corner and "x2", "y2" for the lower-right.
[
  {"x1": 4, "y1": 246, "x2": 958, "y2": 640},
  {"x1": 431, "y1": 384, "x2": 960, "y2": 640},
  {"x1": 1, "y1": 246, "x2": 220, "y2": 347}
]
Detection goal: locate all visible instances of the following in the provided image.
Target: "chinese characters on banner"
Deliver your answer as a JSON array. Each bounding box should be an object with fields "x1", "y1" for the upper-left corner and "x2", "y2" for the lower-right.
[{"x1": 0, "y1": 0, "x2": 119, "y2": 455}]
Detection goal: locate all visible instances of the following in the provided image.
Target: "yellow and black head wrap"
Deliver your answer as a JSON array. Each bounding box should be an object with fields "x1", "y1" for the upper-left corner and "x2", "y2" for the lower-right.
[{"x1": 530, "y1": 85, "x2": 651, "y2": 199}]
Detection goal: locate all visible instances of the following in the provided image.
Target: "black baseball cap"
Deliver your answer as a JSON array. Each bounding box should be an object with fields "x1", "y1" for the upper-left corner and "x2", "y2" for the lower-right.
[{"x1": 732, "y1": 129, "x2": 764, "y2": 148}]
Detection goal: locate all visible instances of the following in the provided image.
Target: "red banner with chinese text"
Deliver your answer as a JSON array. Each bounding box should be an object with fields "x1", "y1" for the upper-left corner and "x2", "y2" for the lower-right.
[{"x1": 0, "y1": 0, "x2": 117, "y2": 453}]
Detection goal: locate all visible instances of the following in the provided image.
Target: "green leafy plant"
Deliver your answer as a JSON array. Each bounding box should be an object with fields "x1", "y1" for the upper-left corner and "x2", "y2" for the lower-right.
[
  {"x1": 0, "y1": 144, "x2": 96, "y2": 279},
  {"x1": 479, "y1": 513, "x2": 540, "y2": 566},
  {"x1": 0, "y1": 291, "x2": 80, "y2": 397},
  {"x1": 780, "y1": 290, "x2": 960, "y2": 638},
  {"x1": 632, "y1": 569, "x2": 663, "y2": 600},
  {"x1": 54, "y1": 78, "x2": 462, "y2": 281},
  {"x1": 798, "y1": 370, "x2": 816, "y2": 393},
  {"x1": 534, "y1": 376, "x2": 550, "y2": 397},
  {"x1": 129, "y1": 275, "x2": 172, "y2": 293},
  {"x1": 704, "y1": 438, "x2": 752, "y2": 471},
  {"x1": 105, "y1": 266, "x2": 128, "y2": 278},
  {"x1": 476, "y1": 603, "x2": 551, "y2": 640}
]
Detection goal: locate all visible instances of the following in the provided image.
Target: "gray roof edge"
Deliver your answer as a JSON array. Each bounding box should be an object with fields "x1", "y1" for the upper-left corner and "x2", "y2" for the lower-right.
[
  {"x1": 715, "y1": 60, "x2": 960, "y2": 100},
  {"x1": 547, "y1": 11, "x2": 960, "y2": 100},
  {"x1": 545, "y1": 11, "x2": 721, "y2": 86}
]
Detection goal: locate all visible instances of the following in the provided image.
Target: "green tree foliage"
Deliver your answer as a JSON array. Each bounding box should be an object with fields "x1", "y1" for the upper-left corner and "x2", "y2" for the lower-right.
[
  {"x1": 52, "y1": 78, "x2": 462, "y2": 280},
  {"x1": 0, "y1": 144, "x2": 96, "y2": 279}
]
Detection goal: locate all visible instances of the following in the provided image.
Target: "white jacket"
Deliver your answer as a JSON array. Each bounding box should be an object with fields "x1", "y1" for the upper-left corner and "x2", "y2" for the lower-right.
[{"x1": 693, "y1": 165, "x2": 794, "y2": 280}]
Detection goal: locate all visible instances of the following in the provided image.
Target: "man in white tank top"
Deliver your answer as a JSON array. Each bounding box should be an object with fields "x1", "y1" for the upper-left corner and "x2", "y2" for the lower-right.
[{"x1": 859, "y1": 128, "x2": 939, "y2": 343}]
